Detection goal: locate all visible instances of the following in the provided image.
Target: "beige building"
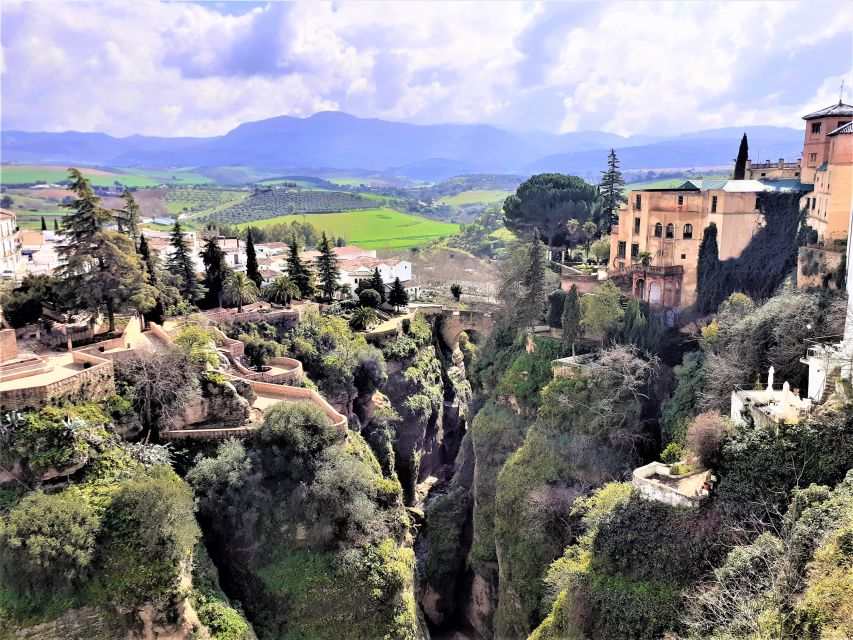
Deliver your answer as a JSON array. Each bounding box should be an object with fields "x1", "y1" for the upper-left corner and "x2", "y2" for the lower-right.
[
  {"x1": 800, "y1": 100, "x2": 853, "y2": 184},
  {"x1": 609, "y1": 180, "x2": 801, "y2": 307},
  {"x1": 745, "y1": 158, "x2": 801, "y2": 180},
  {"x1": 0, "y1": 209, "x2": 23, "y2": 280},
  {"x1": 804, "y1": 120, "x2": 852, "y2": 248}
]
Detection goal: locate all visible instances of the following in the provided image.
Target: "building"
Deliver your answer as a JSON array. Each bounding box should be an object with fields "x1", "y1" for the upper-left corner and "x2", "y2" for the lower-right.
[
  {"x1": 800, "y1": 100, "x2": 853, "y2": 184},
  {"x1": 745, "y1": 158, "x2": 801, "y2": 180},
  {"x1": 804, "y1": 120, "x2": 853, "y2": 248},
  {"x1": 730, "y1": 367, "x2": 812, "y2": 428},
  {"x1": 0, "y1": 209, "x2": 23, "y2": 279},
  {"x1": 608, "y1": 179, "x2": 804, "y2": 307},
  {"x1": 142, "y1": 228, "x2": 202, "y2": 271}
]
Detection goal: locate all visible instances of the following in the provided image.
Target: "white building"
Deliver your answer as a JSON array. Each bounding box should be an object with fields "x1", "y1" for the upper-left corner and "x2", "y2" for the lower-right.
[
  {"x1": 20, "y1": 229, "x2": 61, "y2": 275},
  {"x1": 0, "y1": 210, "x2": 23, "y2": 279},
  {"x1": 731, "y1": 366, "x2": 813, "y2": 427}
]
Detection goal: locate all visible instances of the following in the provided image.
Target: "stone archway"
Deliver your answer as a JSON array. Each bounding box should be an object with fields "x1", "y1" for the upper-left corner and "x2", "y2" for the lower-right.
[
  {"x1": 634, "y1": 278, "x2": 645, "y2": 300},
  {"x1": 648, "y1": 281, "x2": 662, "y2": 305}
]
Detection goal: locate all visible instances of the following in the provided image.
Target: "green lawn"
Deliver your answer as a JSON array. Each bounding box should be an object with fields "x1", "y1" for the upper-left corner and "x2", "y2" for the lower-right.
[
  {"x1": 237, "y1": 208, "x2": 460, "y2": 249},
  {"x1": 438, "y1": 189, "x2": 513, "y2": 207}
]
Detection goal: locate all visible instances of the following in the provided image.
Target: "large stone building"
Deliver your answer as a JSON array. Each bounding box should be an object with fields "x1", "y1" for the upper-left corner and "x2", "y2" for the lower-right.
[
  {"x1": 805, "y1": 119, "x2": 852, "y2": 248},
  {"x1": 800, "y1": 100, "x2": 853, "y2": 184},
  {"x1": 608, "y1": 179, "x2": 800, "y2": 307}
]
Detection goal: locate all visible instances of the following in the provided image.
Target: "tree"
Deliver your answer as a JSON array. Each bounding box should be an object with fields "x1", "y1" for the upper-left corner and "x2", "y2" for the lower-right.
[
  {"x1": 582, "y1": 220, "x2": 598, "y2": 260},
  {"x1": 264, "y1": 275, "x2": 300, "y2": 307},
  {"x1": 580, "y1": 280, "x2": 623, "y2": 342},
  {"x1": 167, "y1": 221, "x2": 203, "y2": 304},
  {"x1": 733, "y1": 133, "x2": 749, "y2": 180},
  {"x1": 591, "y1": 235, "x2": 611, "y2": 263},
  {"x1": 350, "y1": 306, "x2": 380, "y2": 330},
  {"x1": 118, "y1": 188, "x2": 141, "y2": 241},
  {"x1": 40, "y1": 216, "x2": 46, "y2": 231},
  {"x1": 245, "y1": 228, "x2": 262, "y2": 288},
  {"x1": 53, "y1": 218, "x2": 59, "y2": 231},
  {"x1": 359, "y1": 288, "x2": 382, "y2": 308},
  {"x1": 498, "y1": 231, "x2": 548, "y2": 329},
  {"x1": 242, "y1": 334, "x2": 276, "y2": 371},
  {"x1": 503, "y1": 173, "x2": 599, "y2": 257},
  {"x1": 286, "y1": 233, "x2": 313, "y2": 298},
  {"x1": 561, "y1": 284, "x2": 583, "y2": 355},
  {"x1": 686, "y1": 411, "x2": 730, "y2": 468},
  {"x1": 546, "y1": 289, "x2": 567, "y2": 328},
  {"x1": 200, "y1": 237, "x2": 230, "y2": 308},
  {"x1": 57, "y1": 169, "x2": 152, "y2": 331},
  {"x1": 315, "y1": 232, "x2": 340, "y2": 301},
  {"x1": 450, "y1": 283, "x2": 462, "y2": 302},
  {"x1": 696, "y1": 222, "x2": 721, "y2": 314},
  {"x1": 222, "y1": 271, "x2": 260, "y2": 313},
  {"x1": 388, "y1": 277, "x2": 409, "y2": 311},
  {"x1": 0, "y1": 195, "x2": 13, "y2": 208},
  {"x1": 599, "y1": 149, "x2": 626, "y2": 229},
  {"x1": 1, "y1": 274, "x2": 60, "y2": 327},
  {"x1": 369, "y1": 268, "x2": 386, "y2": 303}
]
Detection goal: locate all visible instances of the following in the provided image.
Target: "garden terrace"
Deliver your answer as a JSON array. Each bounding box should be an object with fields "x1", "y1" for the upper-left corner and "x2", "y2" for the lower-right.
[{"x1": 632, "y1": 461, "x2": 711, "y2": 507}]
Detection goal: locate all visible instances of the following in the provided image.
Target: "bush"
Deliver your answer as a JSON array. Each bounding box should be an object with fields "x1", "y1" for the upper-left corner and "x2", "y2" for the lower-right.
[
  {"x1": 256, "y1": 401, "x2": 340, "y2": 477},
  {"x1": 240, "y1": 333, "x2": 276, "y2": 371},
  {"x1": 0, "y1": 290, "x2": 43, "y2": 328},
  {"x1": 358, "y1": 288, "x2": 381, "y2": 308},
  {"x1": 660, "y1": 442, "x2": 685, "y2": 464},
  {"x1": 686, "y1": 411, "x2": 729, "y2": 467}
]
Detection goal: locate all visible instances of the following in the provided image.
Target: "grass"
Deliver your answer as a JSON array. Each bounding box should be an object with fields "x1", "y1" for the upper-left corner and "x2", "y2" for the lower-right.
[
  {"x1": 115, "y1": 167, "x2": 214, "y2": 185},
  {"x1": 1, "y1": 165, "x2": 215, "y2": 187},
  {"x1": 438, "y1": 189, "x2": 513, "y2": 207},
  {"x1": 237, "y1": 208, "x2": 460, "y2": 249},
  {"x1": 161, "y1": 188, "x2": 248, "y2": 215},
  {"x1": 328, "y1": 177, "x2": 371, "y2": 187}
]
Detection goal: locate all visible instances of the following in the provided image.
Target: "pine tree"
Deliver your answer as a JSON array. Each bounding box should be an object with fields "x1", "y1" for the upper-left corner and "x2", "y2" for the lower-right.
[
  {"x1": 53, "y1": 219, "x2": 59, "y2": 231},
  {"x1": 245, "y1": 228, "x2": 262, "y2": 288},
  {"x1": 40, "y1": 216, "x2": 46, "y2": 231},
  {"x1": 200, "y1": 237, "x2": 230, "y2": 308},
  {"x1": 167, "y1": 221, "x2": 202, "y2": 304},
  {"x1": 388, "y1": 277, "x2": 409, "y2": 311},
  {"x1": 733, "y1": 133, "x2": 749, "y2": 180},
  {"x1": 59, "y1": 168, "x2": 112, "y2": 252},
  {"x1": 561, "y1": 284, "x2": 582, "y2": 356},
  {"x1": 696, "y1": 222, "x2": 721, "y2": 314},
  {"x1": 285, "y1": 233, "x2": 312, "y2": 298},
  {"x1": 315, "y1": 232, "x2": 340, "y2": 301},
  {"x1": 599, "y1": 149, "x2": 626, "y2": 229},
  {"x1": 138, "y1": 234, "x2": 158, "y2": 285},
  {"x1": 119, "y1": 188, "x2": 141, "y2": 241},
  {"x1": 369, "y1": 267, "x2": 386, "y2": 303}
]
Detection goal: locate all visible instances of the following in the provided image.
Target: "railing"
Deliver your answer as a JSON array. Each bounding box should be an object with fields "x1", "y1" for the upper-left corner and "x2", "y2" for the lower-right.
[{"x1": 608, "y1": 264, "x2": 684, "y2": 276}]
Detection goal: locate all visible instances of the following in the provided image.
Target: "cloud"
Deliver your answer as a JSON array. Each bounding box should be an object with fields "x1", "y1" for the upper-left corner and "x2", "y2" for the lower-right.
[{"x1": 0, "y1": 0, "x2": 850, "y2": 137}]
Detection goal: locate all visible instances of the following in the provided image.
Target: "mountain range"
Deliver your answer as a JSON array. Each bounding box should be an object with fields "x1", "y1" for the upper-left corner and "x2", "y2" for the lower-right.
[{"x1": 1, "y1": 112, "x2": 805, "y2": 182}]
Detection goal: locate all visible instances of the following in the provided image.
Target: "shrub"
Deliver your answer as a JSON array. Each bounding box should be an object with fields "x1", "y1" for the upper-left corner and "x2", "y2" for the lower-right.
[
  {"x1": 661, "y1": 442, "x2": 685, "y2": 464},
  {"x1": 686, "y1": 411, "x2": 729, "y2": 467},
  {"x1": 358, "y1": 288, "x2": 382, "y2": 308}
]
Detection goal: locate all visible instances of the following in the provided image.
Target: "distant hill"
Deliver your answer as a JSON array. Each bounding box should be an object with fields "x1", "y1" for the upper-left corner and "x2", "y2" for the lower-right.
[{"x1": 1, "y1": 112, "x2": 804, "y2": 181}]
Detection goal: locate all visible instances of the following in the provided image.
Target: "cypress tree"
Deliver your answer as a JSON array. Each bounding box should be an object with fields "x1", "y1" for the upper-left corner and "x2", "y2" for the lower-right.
[
  {"x1": 167, "y1": 221, "x2": 202, "y2": 304},
  {"x1": 733, "y1": 133, "x2": 749, "y2": 180},
  {"x1": 119, "y1": 188, "x2": 141, "y2": 241},
  {"x1": 53, "y1": 219, "x2": 59, "y2": 231},
  {"x1": 200, "y1": 237, "x2": 230, "y2": 308},
  {"x1": 561, "y1": 284, "x2": 582, "y2": 356},
  {"x1": 40, "y1": 216, "x2": 46, "y2": 231},
  {"x1": 138, "y1": 234, "x2": 158, "y2": 285},
  {"x1": 315, "y1": 232, "x2": 340, "y2": 301},
  {"x1": 696, "y1": 222, "x2": 721, "y2": 314},
  {"x1": 245, "y1": 228, "x2": 262, "y2": 288},
  {"x1": 286, "y1": 233, "x2": 313, "y2": 298},
  {"x1": 369, "y1": 267, "x2": 386, "y2": 303},
  {"x1": 388, "y1": 277, "x2": 409, "y2": 311},
  {"x1": 599, "y1": 149, "x2": 626, "y2": 229},
  {"x1": 519, "y1": 230, "x2": 547, "y2": 328}
]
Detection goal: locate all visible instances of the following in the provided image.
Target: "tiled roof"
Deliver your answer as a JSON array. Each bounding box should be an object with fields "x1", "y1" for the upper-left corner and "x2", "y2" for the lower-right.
[
  {"x1": 683, "y1": 179, "x2": 809, "y2": 193},
  {"x1": 340, "y1": 257, "x2": 401, "y2": 271},
  {"x1": 828, "y1": 121, "x2": 853, "y2": 136},
  {"x1": 802, "y1": 101, "x2": 853, "y2": 120},
  {"x1": 256, "y1": 242, "x2": 288, "y2": 249}
]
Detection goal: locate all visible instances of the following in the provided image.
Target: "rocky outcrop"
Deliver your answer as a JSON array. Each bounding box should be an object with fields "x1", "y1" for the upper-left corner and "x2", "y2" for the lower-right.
[{"x1": 173, "y1": 378, "x2": 254, "y2": 429}]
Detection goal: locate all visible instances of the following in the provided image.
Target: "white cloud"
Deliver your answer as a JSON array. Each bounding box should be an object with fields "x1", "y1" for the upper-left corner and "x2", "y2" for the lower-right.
[{"x1": 0, "y1": 0, "x2": 850, "y2": 136}]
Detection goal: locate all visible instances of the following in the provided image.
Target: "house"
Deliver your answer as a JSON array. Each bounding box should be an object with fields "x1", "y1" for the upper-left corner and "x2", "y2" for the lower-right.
[
  {"x1": 730, "y1": 367, "x2": 813, "y2": 428},
  {"x1": 803, "y1": 119, "x2": 852, "y2": 248},
  {"x1": 0, "y1": 209, "x2": 23, "y2": 280},
  {"x1": 19, "y1": 229, "x2": 61, "y2": 275},
  {"x1": 608, "y1": 179, "x2": 807, "y2": 307},
  {"x1": 745, "y1": 158, "x2": 802, "y2": 181},
  {"x1": 141, "y1": 229, "x2": 202, "y2": 271}
]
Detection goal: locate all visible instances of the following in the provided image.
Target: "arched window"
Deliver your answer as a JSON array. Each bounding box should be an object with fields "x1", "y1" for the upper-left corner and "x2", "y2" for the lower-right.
[
  {"x1": 654, "y1": 222, "x2": 662, "y2": 237},
  {"x1": 665, "y1": 223, "x2": 674, "y2": 239},
  {"x1": 683, "y1": 223, "x2": 693, "y2": 239}
]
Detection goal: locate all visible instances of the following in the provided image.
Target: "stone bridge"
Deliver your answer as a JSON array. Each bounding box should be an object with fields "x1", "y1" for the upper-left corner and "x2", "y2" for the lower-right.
[{"x1": 414, "y1": 304, "x2": 496, "y2": 349}]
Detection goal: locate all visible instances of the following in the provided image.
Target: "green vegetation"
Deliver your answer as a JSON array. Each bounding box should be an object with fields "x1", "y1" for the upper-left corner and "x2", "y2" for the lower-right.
[
  {"x1": 161, "y1": 187, "x2": 246, "y2": 214},
  {"x1": 438, "y1": 189, "x2": 513, "y2": 207},
  {"x1": 236, "y1": 208, "x2": 459, "y2": 249}
]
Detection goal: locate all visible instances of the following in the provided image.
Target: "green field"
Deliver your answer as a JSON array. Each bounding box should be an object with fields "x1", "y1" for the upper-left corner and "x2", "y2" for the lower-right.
[
  {"x1": 116, "y1": 167, "x2": 214, "y2": 184},
  {"x1": 0, "y1": 164, "x2": 215, "y2": 187},
  {"x1": 237, "y1": 208, "x2": 460, "y2": 249},
  {"x1": 162, "y1": 188, "x2": 248, "y2": 215},
  {"x1": 438, "y1": 189, "x2": 513, "y2": 207}
]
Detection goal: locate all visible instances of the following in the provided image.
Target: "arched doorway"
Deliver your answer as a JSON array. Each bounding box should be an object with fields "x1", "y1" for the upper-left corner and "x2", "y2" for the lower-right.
[
  {"x1": 634, "y1": 278, "x2": 645, "y2": 300},
  {"x1": 648, "y1": 281, "x2": 662, "y2": 305}
]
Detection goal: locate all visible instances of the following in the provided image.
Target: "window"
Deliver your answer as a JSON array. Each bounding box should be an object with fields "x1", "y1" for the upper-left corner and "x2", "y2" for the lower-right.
[
  {"x1": 617, "y1": 241, "x2": 626, "y2": 258},
  {"x1": 809, "y1": 153, "x2": 818, "y2": 163},
  {"x1": 683, "y1": 224, "x2": 693, "y2": 239},
  {"x1": 760, "y1": 172, "x2": 766, "y2": 177},
  {"x1": 839, "y1": 120, "x2": 850, "y2": 129},
  {"x1": 811, "y1": 122, "x2": 821, "y2": 134},
  {"x1": 631, "y1": 243, "x2": 639, "y2": 258},
  {"x1": 654, "y1": 222, "x2": 662, "y2": 237},
  {"x1": 681, "y1": 254, "x2": 687, "y2": 260},
  {"x1": 677, "y1": 195, "x2": 684, "y2": 206},
  {"x1": 755, "y1": 196, "x2": 761, "y2": 210},
  {"x1": 711, "y1": 196, "x2": 718, "y2": 213},
  {"x1": 665, "y1": 223, "x2": 674, "y2": 239},
  {"x1": 811, "y1": 197, "x2": 816, "y2": 210},
  {"x1": 635, "y1": 194, "x2": 642, "y2": 210},
  {"x1": 634, "y1": 217, "x2": 641, "y2": 234}
]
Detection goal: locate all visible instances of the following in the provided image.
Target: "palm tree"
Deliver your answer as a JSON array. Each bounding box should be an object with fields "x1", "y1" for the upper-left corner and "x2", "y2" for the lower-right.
[
  {"x1": 264, "y1": 275, "x2": 300, "y2": 307},
  {"x1": 222, "y1": 271, "x2": 259, "y2": 313},
  {"x1": 349, "y1": 306, "x2": 379, "y2": 331}
]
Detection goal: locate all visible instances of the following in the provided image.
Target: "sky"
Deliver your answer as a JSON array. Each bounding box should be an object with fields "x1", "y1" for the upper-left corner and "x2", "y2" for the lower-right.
[{"x1": 1, "y1": 0, "x2": 851, "y2": 138}]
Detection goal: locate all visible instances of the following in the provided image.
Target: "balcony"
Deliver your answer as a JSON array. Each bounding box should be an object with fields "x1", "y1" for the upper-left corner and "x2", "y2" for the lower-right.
[{"x1": 608, "y1": 263, "x2": 683, "y2": 277}]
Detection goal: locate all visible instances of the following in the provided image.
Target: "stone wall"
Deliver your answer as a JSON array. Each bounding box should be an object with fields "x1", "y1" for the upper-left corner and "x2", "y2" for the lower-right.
[
  {"x1": 798, "y1": 245, "x2": 844, "y2": 291},
  {"x1": 0, "y1": 329, "x2": 18, "y2": 362},
  {"x1": 245, "y1": 379, "x2": 348, "y2": 429}
]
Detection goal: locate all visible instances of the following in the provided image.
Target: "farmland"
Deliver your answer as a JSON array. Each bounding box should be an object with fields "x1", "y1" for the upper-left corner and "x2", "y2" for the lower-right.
[
  {"x1": 162, "y1": 188, "x2": 249, "y2": 215},
  {"x1": 237, "y1": 208, "x2": 459, "y2": 249},
  {"x1": 438, "y1": 189, "x2": 513, "y2": 207},
  {"x1": 202, "y1": 187, "x2": 377, "y2": 226},
  {"x1": 0, "y1": 164, "x2": 210, "y2": 187}
]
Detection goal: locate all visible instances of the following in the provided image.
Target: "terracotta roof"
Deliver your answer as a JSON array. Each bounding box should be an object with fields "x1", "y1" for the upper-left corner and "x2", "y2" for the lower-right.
[
  {"x1": 300, "y1": 246, "x2": 374, "y2": 261},
  {"x1": 0, "y1": 208, "x2": 17, "y2": 220},
  {"x1": 260, "y1": 268, "x2": 284, "y2": 278},
  {"x1": 340, "y1": 257, "x2": 401, "y2": 271},
  {"x1": 802, "y1": 101, "x2": 853, "y2": 120}
]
